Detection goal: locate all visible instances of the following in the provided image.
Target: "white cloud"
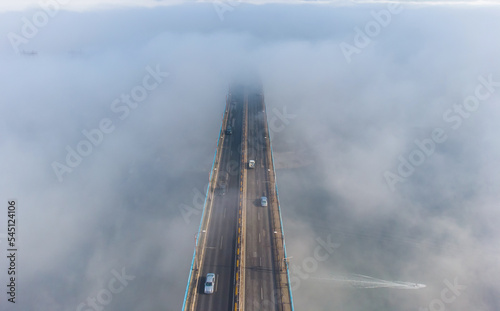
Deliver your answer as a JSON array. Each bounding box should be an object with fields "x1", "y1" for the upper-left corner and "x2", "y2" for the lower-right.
[{"x1": 1, "y1": 2, "x2": 500, "y2": 310}]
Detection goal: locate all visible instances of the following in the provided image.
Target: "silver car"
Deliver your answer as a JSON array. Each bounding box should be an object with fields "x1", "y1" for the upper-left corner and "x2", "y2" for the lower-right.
[
  {"x1": 261, "y1": 196, "x2": 268, "y2": 207},
  {"x1": 204, "y1": 273, "x2": 215, "y2": 294}
]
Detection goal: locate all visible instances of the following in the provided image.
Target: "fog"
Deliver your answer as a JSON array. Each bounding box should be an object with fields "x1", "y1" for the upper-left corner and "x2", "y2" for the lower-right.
[{"x1": 1, "y1": 1, "x2": 500, "y2": 310}]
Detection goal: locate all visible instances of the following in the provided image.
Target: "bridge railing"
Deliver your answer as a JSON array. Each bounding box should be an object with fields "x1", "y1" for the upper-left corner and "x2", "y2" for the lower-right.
[
  {"x1": 182, "y1": 93, "x2": 231, "y2": 311},
  {"x1": 262, "y1": 93, "x2": 295, "y2": 311}
]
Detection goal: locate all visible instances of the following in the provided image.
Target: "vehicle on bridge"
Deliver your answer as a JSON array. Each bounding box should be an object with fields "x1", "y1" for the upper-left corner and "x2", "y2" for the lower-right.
[
  {"x1": 217, "y1": 184, "x2": 227, "y2": 196},
  {"x1": 217, "y1": 173, "x2": 228, "y2": 195},
  {"x1": 248, "y1": 160, "x2": 255, "y2": 169},
  {"x1": 225, "y1": 126, "x2": 232, "y2": 135},
  {"x1": 261, "y1": 196, "x2": 268, "y2": 207},
  {"x1": 204, "y1": 273, "x2": 215, "y2": 294}
]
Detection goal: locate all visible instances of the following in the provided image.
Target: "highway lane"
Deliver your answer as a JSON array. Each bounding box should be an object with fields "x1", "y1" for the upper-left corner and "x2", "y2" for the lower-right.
[
  {"x1": 244, "y1": 90, "x2": 279, "y2": 310},
  {"x1": 194, "y1": 87, "x2": 244, "y2": 311}
]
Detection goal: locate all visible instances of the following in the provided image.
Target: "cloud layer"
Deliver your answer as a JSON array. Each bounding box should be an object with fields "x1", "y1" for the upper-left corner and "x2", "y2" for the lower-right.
[{"x1": 1, "y1": 2, "x2": 500, "y2": 310}]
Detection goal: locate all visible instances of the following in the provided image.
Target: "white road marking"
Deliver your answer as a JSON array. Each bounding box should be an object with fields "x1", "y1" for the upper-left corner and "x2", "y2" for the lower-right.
[
  {"x1": 216, "y1": 274, "x2": 219, "y2": 292},
  {"x1": 260, "y1": 287, "x2": 264, "y2": 300}
]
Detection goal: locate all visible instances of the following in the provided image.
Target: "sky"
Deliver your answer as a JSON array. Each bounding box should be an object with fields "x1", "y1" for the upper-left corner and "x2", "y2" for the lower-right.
[
  {"x1": 1, "y1": 0, "x2": 500, "y2": 310},
  {"x1": 2, "y1": 0, "x2": 500, "y2": 12}
]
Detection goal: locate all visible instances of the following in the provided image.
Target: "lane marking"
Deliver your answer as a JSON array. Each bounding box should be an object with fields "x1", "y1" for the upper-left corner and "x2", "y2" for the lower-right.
[
  {"x1": 219, "y1": 236, "x2": 224, "y2": 250},
  {"x1": 216, "y1": 273, "x2": 219, "y2": 292}
]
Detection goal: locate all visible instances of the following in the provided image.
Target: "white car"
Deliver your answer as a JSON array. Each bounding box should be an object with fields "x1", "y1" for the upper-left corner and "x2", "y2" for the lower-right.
[
  {"x1": 248, "y1": 160, "x2": 255, "y2": 169},
  {"x1": 261, "y1": 196, "x2": 268, "y2": 207},
  {"x1": 204, "y1": 273, "x2": 215, "y2": 294}
]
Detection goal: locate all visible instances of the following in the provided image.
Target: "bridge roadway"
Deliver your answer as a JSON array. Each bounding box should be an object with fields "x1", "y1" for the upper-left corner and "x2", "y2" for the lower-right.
[
  {"x1": 193, "y1": 86, "x2": 244, "y2": 311},
  {"x1": 184, "y1": 83, "x2": 293, "y2": 311},
  {"x1": 244, "y1": 90, "x2": 278, "y2": 310}
]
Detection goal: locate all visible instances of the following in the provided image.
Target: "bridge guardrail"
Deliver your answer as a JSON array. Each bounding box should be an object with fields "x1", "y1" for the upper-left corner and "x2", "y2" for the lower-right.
[
  {"x1": 182, "y1": 93, "x2": 232, "y2": 311},
  {"x1": 262, "y1": 93, "x2": 295, "y2": 311}
]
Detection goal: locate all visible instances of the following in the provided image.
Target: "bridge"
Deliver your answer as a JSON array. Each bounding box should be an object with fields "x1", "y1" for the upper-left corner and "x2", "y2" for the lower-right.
[{"x1": 182, "y1": 82, "x2": 294, "y2": 311}]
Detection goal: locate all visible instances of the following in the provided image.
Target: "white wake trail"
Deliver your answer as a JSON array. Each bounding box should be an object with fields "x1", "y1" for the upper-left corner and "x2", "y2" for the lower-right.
[{"x1": 312, "y1": 274, "x2": 426, "y2": 289}]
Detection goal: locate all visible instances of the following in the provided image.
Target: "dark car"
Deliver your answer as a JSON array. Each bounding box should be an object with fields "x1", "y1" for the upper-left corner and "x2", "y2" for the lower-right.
[
  {"x1": 217, "y1": 173, "x2": 228, "y2": 195},
  {"x1": 217, "y1": 184, "x2": 227, "y2": 196}
]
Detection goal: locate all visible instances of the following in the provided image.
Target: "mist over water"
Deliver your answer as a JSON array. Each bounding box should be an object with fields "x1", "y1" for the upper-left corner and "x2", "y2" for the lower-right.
[{"x1": 1, "y1": 1, "x2": 500, "y2": 310}]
